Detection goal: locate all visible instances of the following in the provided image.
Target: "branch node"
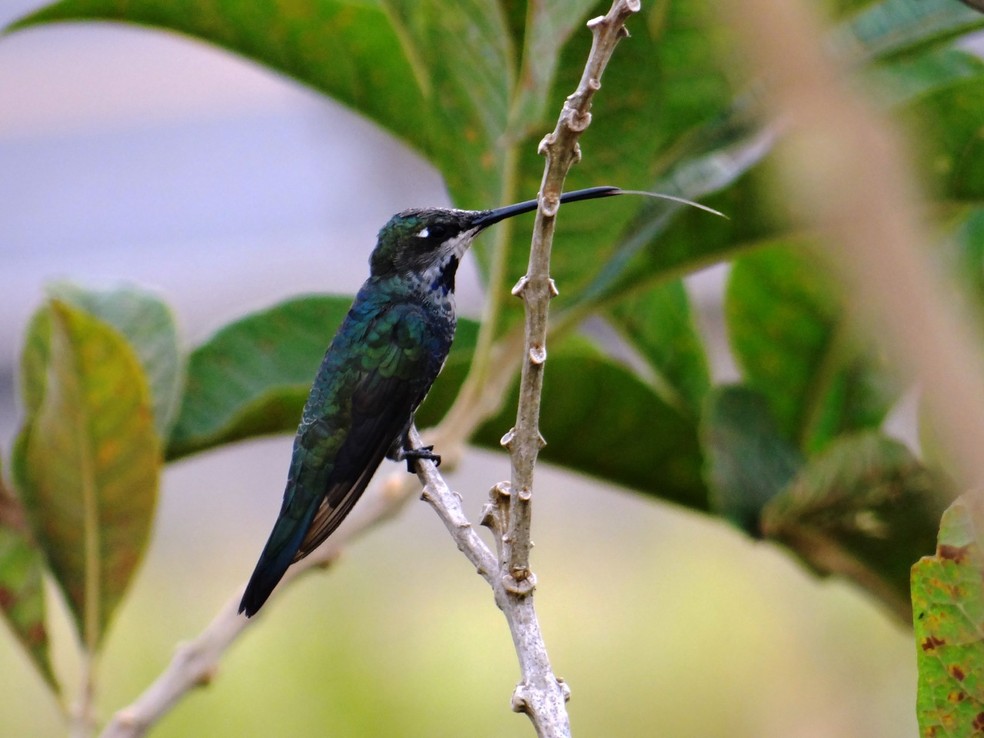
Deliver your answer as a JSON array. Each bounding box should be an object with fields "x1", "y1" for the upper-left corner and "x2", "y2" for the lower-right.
[
  {"x1": 490, "y1": 481, "x2": 511, "y2": 499},
  {"x1": 500, "y1": 428, "x2": 516, "y2": 450},
  {"x1": 537, "y1": 134, "x2": 554, "y2": 157},
  {"x1": 537, "y1": 432, "x2": 547, "y2": 450},
  {"x1": 479, "y1": 502, "x2": 498, "y2": 530},
  {"x1": 528, "y1": 345, "x2": 547, "y2": 365},
  {"x1": 548, "y1": 278, "x2": 559, "y2": 298},
  {"x1": 511, "y1": 275, "x2": 529, "y2": 298},
  {"x1": 503, "y1": 570, "x2": 537, "y2": 596},
  {"x1": 568, "y1": 109, "x2": 593, "y2": 133},
  {"x1": 511, "y1": 685, "x2": 532, "y2": 714},
  {"x1": 540, "y1": 193, "x2": 561, "y2": 218},
  {"x1": 557, "y1": 676, "x2": 572, "y2": 702}
]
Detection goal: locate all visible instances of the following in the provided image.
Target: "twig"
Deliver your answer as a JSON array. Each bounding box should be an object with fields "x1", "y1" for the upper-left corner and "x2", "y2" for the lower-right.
[
  {"x1": 98, "y1": 466, "x2": 424, "y2": 738},
  {"x1": 718, "y1": 0, "x2": 984, "y2": 491},
  {"x1": 408, "y1": 426, "x2": 572, "y2": 736},
  {"x1": 490, "y1": 1, "x2": 640, "y2": 735},
  {"x1": 502, "y1": 0, "x2": 639, "y2": 586}
]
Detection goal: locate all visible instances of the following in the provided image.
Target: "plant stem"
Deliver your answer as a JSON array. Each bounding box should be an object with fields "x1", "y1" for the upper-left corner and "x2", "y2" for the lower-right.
[{"x1": 492, "y1": 2, "x2": 641, "y2": 735}]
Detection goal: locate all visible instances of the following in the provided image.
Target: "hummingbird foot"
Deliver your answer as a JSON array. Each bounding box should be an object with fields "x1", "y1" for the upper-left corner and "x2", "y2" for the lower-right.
[{"x1": 395, "y1": 444, "x2": 442, "y2": 472}]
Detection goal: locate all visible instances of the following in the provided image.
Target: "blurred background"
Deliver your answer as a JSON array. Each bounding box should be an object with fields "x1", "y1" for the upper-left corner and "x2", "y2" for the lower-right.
[{"x1": 1, "y1": 2, "x2": 919, "y2": 736}]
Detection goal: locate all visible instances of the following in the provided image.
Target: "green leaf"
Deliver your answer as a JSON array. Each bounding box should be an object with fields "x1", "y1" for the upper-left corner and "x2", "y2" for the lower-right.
[
  {"x1": 913, "y1": 495, "x2": 984, "y2": 738},
  {"x1": 13, "y1": 300, "x2": 160, "y2": 650},
  {"x1": 8, "y1": 0, "x2": 515, "y2": 208},
  {"x1": 555, "y1": 2, "x2": 984, "y2": 318},
  {"x1": 606, "y1": 278, "x2": 711, "y2": 416},
  {"x1": 376, "y1": 0, "x2": 515, "y2": 205},
  {"x1": 168, "y1": 295, "x2": 480, "y2": 460},
  {"x1": 899, "y1": 73, "x2": 984, "y2": 205},
  {"x1": 837, "y1": 0, "x2": 984, "y2": 62},
  {"x1": 464, "y1": 341, "x2": 708, "y2": 509},
  {"x1": 700, "y1": 385, "x2": 802, "y2": 535},
  {"x1": 762, "y1": 432, "x2": 952, "y2": 623},
  {"x1": 168, "y1": 296, "x2": 352, "y2": 459},
  {"x1": 49, "y1": 283, "x2": 183, "y2": 436},
  {"x1": 498, "y1": 0, "x2": 735, "y2": 295},
  {"x1": 725, "y1": 244, "x2": 902, "y2": 452},
  {"x1": 0, "y1": 465, "x2": 57, "y2": 693},
  {"x1": 567, "y1": 100, "x2": 776, "y2": 313},
  {"x1": 506, "y1": 0, "x2": 601, "y2": 136},
  {"x1": 865, "y1": 47, "x2": 984, "y2": 109}
]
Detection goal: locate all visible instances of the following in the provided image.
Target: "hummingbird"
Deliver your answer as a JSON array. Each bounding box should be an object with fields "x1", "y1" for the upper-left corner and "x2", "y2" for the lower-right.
[{"x1": 238, "y1": 185, "x2": 630, "y2": 617}]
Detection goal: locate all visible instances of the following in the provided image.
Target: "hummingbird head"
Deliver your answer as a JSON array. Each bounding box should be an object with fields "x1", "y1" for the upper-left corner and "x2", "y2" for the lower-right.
[{"x1": 369, "y1": 186, "x2": 624, "y2": 295}]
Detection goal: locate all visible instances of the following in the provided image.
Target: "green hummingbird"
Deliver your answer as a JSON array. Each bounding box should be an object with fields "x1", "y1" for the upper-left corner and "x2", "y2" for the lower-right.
[{"x1": 239, "y1": 186, "x2": 628, "y2": 616}]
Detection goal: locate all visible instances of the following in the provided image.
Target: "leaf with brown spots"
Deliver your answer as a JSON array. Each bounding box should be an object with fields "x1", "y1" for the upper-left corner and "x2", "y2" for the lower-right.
[
  {"x1": 0, "y1": 466, "x2": 57, "y2": 693},
  {"x1": 913, "y1": 495, "x2": 984, "y2": 738}
]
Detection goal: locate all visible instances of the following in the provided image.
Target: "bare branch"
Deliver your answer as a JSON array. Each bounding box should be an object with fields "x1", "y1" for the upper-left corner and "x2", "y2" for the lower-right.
[
  {"x1": 503, "y1": 0, "x2": 639, "y2": 587},
  {"x1": 407, "y1": 427, "x2": 572, "y2": 737},
  {"x1": 491, "y1": 1, "x2": 641, "y2": 735},
  {"x1": 98, "y1": 466, "x2": 423, "y2": 738}
]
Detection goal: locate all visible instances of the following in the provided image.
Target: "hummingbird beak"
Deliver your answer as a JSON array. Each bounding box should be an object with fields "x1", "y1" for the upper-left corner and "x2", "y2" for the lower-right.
[
  {"x1": 470, "y1": 186, "x2": 623, "y2": 231},
  {"x1": 469, "y1": 184, "x2": 726, "y2": 233}
]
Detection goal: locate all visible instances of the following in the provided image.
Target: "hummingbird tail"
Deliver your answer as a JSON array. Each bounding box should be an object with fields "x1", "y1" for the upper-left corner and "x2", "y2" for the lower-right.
[
  {"x1": 239, "y1": 504, "x2": 317, "y2": 617},
  {"x1": 239, "y1": 556, "x2": 292, "y2": 617}
]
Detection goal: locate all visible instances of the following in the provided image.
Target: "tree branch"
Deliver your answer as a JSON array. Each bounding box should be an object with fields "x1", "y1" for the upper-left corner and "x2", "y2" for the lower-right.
[
  {"x1": 492, "y1": 1, "x2": 640, "y2": 734},
  {"x1": 99, "y1": 466, "x2": 424, "y2": 738},
  {"x1": 502, "y1": 0, "x2": 639, "y2": 586}
]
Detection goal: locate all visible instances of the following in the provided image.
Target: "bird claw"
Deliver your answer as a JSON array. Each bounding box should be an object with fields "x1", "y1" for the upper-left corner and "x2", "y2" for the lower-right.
[{"x1": 400, "y1": 444, "x2": 441, "y2": 472}]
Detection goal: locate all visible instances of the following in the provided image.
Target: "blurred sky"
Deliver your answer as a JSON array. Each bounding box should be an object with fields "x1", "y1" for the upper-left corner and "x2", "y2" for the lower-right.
[{"x1": 0, "y1": 4, "x2": 920, "y2": 737}]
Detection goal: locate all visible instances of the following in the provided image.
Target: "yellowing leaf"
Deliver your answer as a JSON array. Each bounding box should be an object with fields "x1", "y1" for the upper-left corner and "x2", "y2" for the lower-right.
[{"x1": 13, "y1": 300, "x2": 160, "y2": 651}]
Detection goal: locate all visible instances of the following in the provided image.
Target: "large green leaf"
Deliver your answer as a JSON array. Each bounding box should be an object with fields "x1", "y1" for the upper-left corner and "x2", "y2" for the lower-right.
[
  {"x1": 898, "y1": 73, "x2": 984, "y2": 205},
  {"x1": 837, "y1": 0, "x2": 984, "y2": 62},
  {"x1": 866, "y1": 47, "x2": 984, "y2": 109},
  {"x1": 168, "y1": 295, "x2": 353, "y2": 459},
  {"x1": 763, "y1": 432, "x2": 952, "y2": 623},
  {"x1": 700, "y1": 385, "x2": 802, "y2": 535},
  {"x1": 606, "y1": 278, "x2": 711, "y2": 416},
  {"x1": 479, "y1": 342, "x2": 707, "y2": 508},
  {"x1": 506, "y1": 0, "x2": 601, "y2": 137},
  {"x1": 420, "y1": 339, "x2": 708, "y2": 509},
  {"x1": 913, "y1": 495, "x2": 984, "y2": 738},
  {"x1": 7, "y1": 0, "x2": 516, "y2": 207},
  {"x1": 167, "y1": 295, "x2": 480, "y2": 459},
  {"x1": 13, "y1": 301, "x2": 160, "y2": 650},
  {"x1": 48, "y1": 283, "x2": 183, "y2": 436},
  {"x1": 552, "y1": 2, "x2": 984, "y2": 319},
  {"x1": 496, "y1": 0, "x2": 734, "y2": 297},
  {"x1": 725, "y1": 244, "x2": 902, "y2": 452},
  {"x1": 0, "y1": 466, "x2": 56, "y2": 693}
]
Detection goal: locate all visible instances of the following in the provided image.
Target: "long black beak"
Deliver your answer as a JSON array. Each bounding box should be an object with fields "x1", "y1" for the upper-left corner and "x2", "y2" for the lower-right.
[
  {"x1": 470, "y1": 185, "x2": 725, "y2": 232},
  {"x1": 471, "y1": 186, "x2": 622, "y2": 230}
]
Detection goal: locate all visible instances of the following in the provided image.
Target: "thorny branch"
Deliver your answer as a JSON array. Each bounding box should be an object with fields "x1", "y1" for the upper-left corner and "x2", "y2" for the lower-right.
[
  {"x1": 494, "y1": 1, "x2": 640, "y2": 735},
  {"x1": 97, "y1": 3, "x2": 640, "y2": 736}
]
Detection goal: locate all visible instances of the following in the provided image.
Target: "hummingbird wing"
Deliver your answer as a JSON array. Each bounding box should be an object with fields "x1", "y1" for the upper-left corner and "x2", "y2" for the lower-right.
[
  {"x1": 239, "y1": 294, "x2": 450, "y2": 616},
  {"x1": 293, "y1": 298, "x2": 448, "y2": 558}
]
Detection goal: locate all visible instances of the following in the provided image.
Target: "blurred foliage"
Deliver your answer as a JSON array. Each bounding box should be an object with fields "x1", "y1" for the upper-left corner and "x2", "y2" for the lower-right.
[{"x1": 3, "y1": 0, "x2": 984, "y2": 734}]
